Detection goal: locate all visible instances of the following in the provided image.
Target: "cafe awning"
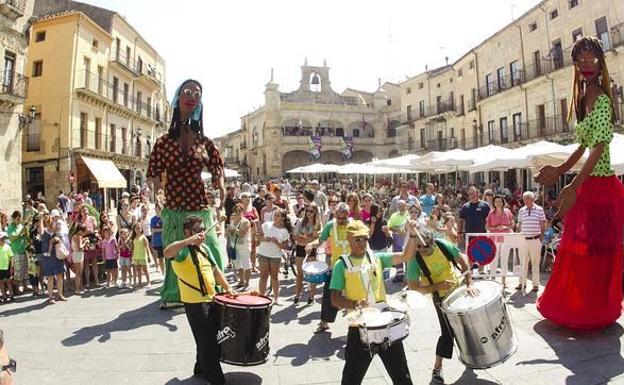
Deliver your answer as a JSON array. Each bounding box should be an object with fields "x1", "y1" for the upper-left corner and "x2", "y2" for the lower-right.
[{"x1": 80, "y1": 156, "x2": 127, "y2": 188}]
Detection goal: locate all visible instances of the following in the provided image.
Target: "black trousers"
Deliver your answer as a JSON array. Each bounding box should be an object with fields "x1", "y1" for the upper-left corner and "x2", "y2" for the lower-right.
[
  {"x1": 342, "y1": 327, "x2": 412, "y2": 385},
  {"x1": 321, "y1": 269, "x2": 338, "y2": 323},
  {"x1": 433, "y1": 297, "x2": 455, "y2": 359},
  {"x1": 184, "y1": 302, "x2": 225, "y2": 385}
]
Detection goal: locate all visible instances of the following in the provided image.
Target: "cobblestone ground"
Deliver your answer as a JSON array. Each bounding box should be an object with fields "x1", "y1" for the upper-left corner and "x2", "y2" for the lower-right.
[{"x1": 2, "y1": 237, "x2": 624, "y2": 385}]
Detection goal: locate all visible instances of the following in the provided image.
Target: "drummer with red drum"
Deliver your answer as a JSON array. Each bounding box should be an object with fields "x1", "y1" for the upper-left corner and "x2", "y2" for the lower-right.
[
  {"x1": 329, "y1": 220, "x2": 420, "y2": 385},
  {"x1": 164, "y1": 215, "x2": 258, "y2": 385}
]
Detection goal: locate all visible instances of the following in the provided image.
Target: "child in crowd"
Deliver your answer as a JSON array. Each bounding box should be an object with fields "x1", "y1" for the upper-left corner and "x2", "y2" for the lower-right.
[
  {"x1": 100, "y1": 226, "x2": 119, "y2": 287},
  {"x1": 0, "y1": 232, "x2": 14, "y2": 303},
  {"x1": 131, "y1": 222, "x2": 151, "y2": 287},
  {"x1": 118, "y1": 228, "x2": 133, "y2": 288},
  {"x1": 71, "y1": 224, "x2": 87, "y2": 295},
  {"x1": 150, "y1": 204, "x2": 165, "y2": 274},
  {"x1": 26, "y1": 246, "x2": 39, "y2": 297}
]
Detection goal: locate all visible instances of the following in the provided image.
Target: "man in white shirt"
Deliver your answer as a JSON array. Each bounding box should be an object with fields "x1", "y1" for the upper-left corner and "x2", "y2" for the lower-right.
[{"x1": 517, "y1": 191, "x2": 546, "y2": 293}]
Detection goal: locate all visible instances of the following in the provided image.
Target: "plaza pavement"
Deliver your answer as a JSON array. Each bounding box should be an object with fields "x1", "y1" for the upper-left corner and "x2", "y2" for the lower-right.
[{"x1": 2, "y1": 243, "x2": 624, "y2": 385}]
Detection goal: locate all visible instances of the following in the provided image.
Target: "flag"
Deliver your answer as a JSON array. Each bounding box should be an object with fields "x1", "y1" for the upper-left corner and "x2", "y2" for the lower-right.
[
  {"x1": 308, "y1": 135, "x2": 322, "y2": 160},
  {"x1": 341, "y1": 135, "x2": 353, "y2": 160}
]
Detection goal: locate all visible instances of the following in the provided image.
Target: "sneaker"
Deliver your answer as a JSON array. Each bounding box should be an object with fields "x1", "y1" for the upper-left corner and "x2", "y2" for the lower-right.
[{"x1": 432, "y1": 368, "x2": 444, "y2": 384}]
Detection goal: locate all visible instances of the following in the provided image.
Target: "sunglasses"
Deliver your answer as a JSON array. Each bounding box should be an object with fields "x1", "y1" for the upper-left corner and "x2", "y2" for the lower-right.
[
  {"x1": 575, "y1": 57, "x2": 599, "y2": 65},
  {"x1": 1, "y1": 358, "x2": 16, "y2": 373},
  {"x1": 181, "y1": 88, "x2": 202, "y2": 100},
  {"x1": 353, "y1": 237, "x2": 369, "y2": 243},
  {"x1": 306, "y1": 209, "x2": 316, "y2": 214}
]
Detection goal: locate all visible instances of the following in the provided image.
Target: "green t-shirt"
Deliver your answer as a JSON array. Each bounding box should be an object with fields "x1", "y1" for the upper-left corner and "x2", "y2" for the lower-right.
[
  {"x1": 7, "y1": 222, "x2": 26, "y2": 255},
  {"x1": 0, "y1": 244, "x2": 14, "y2": 270},
  {"x1": 330, "y1": 252, "x2": 394, "y2": 292},
  {"x1": 387, "y1": 211, "x2": 409, "y2": 230},
  {"x1": 575, "y1": 94, "x2": 614, "y2": 177}
]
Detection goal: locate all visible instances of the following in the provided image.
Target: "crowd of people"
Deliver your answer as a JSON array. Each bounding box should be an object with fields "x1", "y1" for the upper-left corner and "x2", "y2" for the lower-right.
[
  {"x1": 0, "y1": 188, "x2": 165, "y2": 304},
  {"x1": 0, "y1": 176, "x2": 562, "y2": 306}
]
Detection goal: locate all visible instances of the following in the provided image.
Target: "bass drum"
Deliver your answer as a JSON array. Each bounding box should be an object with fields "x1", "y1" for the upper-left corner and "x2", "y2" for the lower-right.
[
  {"x1": 215, "y1": 294, "x2": 273, "y2": 366},
  {"x1": 441, "y1": 281, "x2": 517, "y2": 369}
]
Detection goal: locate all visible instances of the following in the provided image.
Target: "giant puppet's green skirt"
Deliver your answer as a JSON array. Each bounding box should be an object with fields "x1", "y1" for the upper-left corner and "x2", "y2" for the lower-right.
[{"x1": 160, "y1": 207, "x2": 224, "y2": 302}]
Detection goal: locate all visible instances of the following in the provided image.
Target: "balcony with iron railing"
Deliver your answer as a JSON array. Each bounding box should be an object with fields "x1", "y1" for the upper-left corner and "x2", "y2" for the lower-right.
[
  {"x1": 110, "y1": 51, "x2": 139, "y2": 76},
  {"x1": 479, "y1": 72, "x2": 524, "y2": 100},
  {"x1": 75, "y1": 70, "x2": 158, "y2": 123},
  {"x1": 424, "y1": 137, "x2": 458, "y2": 151},
  {"x1": 0, "y1": 69, "x2": 28, "y2": 101},
  {"x1": 612, "y1": 23, "x2": 624, "y2": 50},
  {"x1": 0, "y1": 0, "x2": 25, "y2": 19}
]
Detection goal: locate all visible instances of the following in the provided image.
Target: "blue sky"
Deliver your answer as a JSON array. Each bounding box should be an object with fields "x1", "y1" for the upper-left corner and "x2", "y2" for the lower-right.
[{"x1": 78, "y1": 0, "x2": 540, "y2": 137}]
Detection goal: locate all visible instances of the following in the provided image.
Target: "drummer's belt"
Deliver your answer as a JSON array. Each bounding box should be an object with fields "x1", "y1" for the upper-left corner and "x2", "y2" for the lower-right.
[{"x1": 525, "y1": 235, "x2": 540, "y2": 240}]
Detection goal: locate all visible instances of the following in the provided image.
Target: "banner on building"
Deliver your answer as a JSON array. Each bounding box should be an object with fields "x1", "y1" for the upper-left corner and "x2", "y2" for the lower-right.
[
  {"x1": 308, "y1": 135, "x2": 322, "y2": 160},
  {"x1": 341, "y1": 136, "x2": 353, "y2": 160}
]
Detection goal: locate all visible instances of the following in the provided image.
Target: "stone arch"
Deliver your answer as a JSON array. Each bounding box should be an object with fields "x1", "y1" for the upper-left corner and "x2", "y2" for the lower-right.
[
  {"x1": 351, "y1": 150, "x2": 374, "y2": 163},
  {"x1": 388, "y1": 149, "x2": 400, "y2": 158},
  {"x1": 346, "y1": 121, "x2": 374, "y2": 137},
  {"x1": 282, "y1": 150, "x2": 312, "y2": 171},
  {"x1": 387, "y1": 120, "x2": 400, "y2": 138},
  {"x1": 321, "y1": 150, "x2": 345, "y2": 165}
]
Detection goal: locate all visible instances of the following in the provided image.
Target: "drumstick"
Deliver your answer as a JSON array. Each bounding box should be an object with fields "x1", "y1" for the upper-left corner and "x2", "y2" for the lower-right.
[{"x1": 202, "y1": 222, "x2": 219, "y2": 236}]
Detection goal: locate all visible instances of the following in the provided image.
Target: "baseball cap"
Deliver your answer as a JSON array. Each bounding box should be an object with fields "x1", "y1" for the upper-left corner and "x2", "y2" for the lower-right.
[
  {"x1": 50, "y1": 209, "x2": 61, "y2": 218},
  {"x1": 346, "y1": 221, "x2": 369, "y2": 238},
  {"x1": 0, "y1": 232, "x2": 8, "y2": 240}
]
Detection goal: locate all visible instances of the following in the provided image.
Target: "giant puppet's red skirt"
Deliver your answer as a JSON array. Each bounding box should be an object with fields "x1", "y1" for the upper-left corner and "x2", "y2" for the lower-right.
[{"x1": 537, "y1": 176, "x2": 624, "y2": 330}]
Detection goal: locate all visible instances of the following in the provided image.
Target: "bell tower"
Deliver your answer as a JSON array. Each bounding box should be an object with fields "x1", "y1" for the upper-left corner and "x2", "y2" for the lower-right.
[{"x1": 299, "y1": 58, "x2": 332, "y2": 94}]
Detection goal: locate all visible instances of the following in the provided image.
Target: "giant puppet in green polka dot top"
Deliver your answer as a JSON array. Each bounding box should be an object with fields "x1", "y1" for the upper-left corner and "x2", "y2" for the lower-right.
[{"x1": 575, "y1": 93, "x2": 614, "y2": 177}]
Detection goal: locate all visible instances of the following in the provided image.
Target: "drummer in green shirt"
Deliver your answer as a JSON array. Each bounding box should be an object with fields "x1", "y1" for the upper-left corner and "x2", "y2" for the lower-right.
[
  {"x1": 406, "y1": 229, "x2": 477, "y2": 384},
  {"x1": 330, "y1": 220, "x2": 420, "y2": 385}
]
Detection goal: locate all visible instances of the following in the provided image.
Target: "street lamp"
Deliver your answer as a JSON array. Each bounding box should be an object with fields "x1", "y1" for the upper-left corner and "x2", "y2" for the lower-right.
[{"x1": 18, "y1": 106, "x2": 37, "y2": 129}]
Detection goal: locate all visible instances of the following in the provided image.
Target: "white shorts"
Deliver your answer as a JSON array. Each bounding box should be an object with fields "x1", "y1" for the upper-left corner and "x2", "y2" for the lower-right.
[
  {"x1": 233, "y1": 247, "x2": 252, "y2": 270},
  {"x1": 72, "y1": 251, "x2": 84, "y2": 264}
]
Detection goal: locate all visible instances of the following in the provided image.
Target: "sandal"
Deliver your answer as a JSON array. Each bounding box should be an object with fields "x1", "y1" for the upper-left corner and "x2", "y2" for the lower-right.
[
  {"x1": 314, "y1": 323, "x2": 329, "y2": 334},
  {"x1": 307, "y1": 297, "x2": 314, "y2": 305}
]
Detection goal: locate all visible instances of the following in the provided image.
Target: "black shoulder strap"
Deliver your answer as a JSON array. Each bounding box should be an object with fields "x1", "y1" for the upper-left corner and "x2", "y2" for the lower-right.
[
  {"x1": 434, "y1": 239, "x2": 460, "y2": 271},
  {"x1": 178, "y1": 277, "x2": 204, "y2": 294},
  {"x1": 415, "y1": 252, "x2": 441, "y2": 301}
]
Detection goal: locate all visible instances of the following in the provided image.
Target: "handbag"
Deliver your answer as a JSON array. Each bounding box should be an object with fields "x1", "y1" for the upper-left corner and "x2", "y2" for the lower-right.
[{"x1": 50, "y1": 236, "x2": 69, "y2": 260}]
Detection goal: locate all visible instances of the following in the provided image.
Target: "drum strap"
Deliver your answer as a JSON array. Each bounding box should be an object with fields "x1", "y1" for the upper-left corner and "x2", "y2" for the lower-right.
[{"x1": 433, "y1": 239, "x2": 460, "y2": 271}]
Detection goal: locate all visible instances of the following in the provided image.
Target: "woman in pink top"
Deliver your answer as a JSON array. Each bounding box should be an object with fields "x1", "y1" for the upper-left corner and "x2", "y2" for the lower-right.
[
  {"x1": 100, "y1": 226, "x2": 118, "y2": 287},
  {"x1": 360, "y1": 193, "x2": 373, "y2": 223},
  {"x1": 486, "y1": 195, "x2": 515, "y2": 286}
]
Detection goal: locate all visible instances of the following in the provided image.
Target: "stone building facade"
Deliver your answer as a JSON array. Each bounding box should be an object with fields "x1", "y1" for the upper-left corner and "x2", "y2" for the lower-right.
[
  {"x1": 0, "y1": 0, "x2": 34, "y2": 211},
  {"x1": 399, "y1": 0, "x2": 624, "y2": 154},
  {"x1": 219, "y1": 62, "x2": 403, "y2": 180},
  {"x1": 22, "y1": 0, "x2": 169, "y2": 208}
]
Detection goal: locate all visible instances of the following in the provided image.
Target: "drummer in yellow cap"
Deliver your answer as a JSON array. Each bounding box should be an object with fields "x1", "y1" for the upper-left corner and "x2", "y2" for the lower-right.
[
  {"x1": 329, "y1": 220, "x2": 419, "y2": 385},
  {"x1": 406, "y1": 228, "x2": 477, "y2": 384}
]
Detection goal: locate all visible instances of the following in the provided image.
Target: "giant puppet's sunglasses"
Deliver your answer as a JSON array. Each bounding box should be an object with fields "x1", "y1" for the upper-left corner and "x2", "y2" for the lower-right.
[{"x1": 181, "y1": 88, "x2": 202, "y2": 100}]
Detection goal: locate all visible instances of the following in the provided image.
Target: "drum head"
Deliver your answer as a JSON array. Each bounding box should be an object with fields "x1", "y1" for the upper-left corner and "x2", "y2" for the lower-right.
[
  {"x1": 362, "y1": 310, "x2": 405, "y2": 327},
  {"x1": 302, "y1": 261, "x2": 329, "y2": 274},
  {"x1": 441, "y1": 281, "x2": 502, "y2": 313},
  {"x1": 215, "y1": 294, "x2": 272, "y2": 307}
]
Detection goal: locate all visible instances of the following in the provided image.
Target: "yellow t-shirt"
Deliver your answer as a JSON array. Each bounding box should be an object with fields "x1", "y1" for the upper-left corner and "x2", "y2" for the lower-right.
[
  {"x1": 407, "y1": 239, "x2": 460, "y2": 297},
  {"x1": 319, "y1": 220, "x2": 351, "y2": 266},
  {"x1": 172, "y1": 245, "x2": 217, "y2": 303}
]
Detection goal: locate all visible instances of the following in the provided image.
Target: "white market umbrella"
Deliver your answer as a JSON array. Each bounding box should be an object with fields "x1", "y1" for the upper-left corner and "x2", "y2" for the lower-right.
[
  {"x1": 372, "y1": 154, "x2": 421, "y2": 168},
  {"x1": 430, "y1": 145, "x2": 515, "y2": 170},
  {"x1": 468, "y1": 141, "x2": 579, "y2": 173},
  {"x1": 202, "y1": 168, "x2": 240, "y2": 180}
]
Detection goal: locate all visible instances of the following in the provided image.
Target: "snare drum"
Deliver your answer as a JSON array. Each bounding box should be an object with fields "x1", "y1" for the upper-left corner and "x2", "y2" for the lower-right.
[
  {"x1": 357, "y1": 309, "x2": 410, "y2": 349},
  {"x1": 302, "y1": 261, "x2": 330, "y2": 284},
  {"x1": 441, "y1": 281, "x2": 517, "y2": 369},
  {"x1": 215, "y1": 294, "x2": 272, "y2": 366}
]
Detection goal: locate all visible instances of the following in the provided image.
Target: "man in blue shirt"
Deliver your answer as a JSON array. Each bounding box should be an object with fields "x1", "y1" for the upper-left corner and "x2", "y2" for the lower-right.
[{"x1": 419, "y1": 183, "x2": 437, "y2": 217}]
